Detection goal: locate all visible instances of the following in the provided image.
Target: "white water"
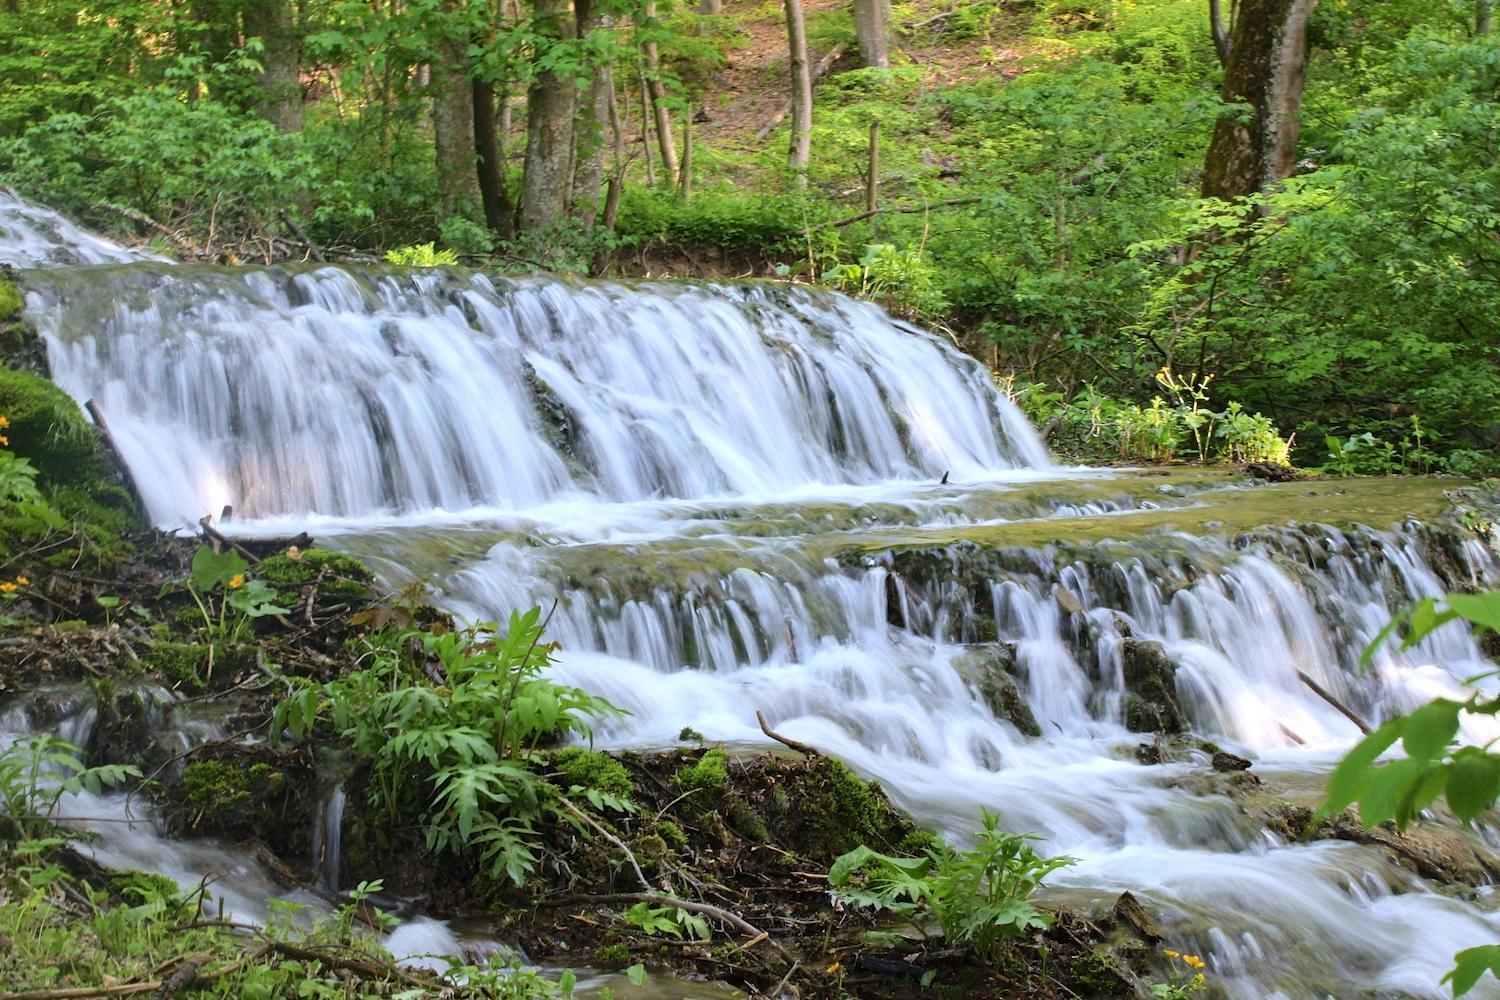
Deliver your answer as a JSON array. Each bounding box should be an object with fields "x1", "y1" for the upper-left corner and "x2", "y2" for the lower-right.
[{"x1": 7, "y1": 196, "x2": 1500, "y2": 999}]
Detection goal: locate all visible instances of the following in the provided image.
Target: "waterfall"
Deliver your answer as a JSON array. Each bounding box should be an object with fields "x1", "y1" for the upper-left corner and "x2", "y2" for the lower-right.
[{"x1": 6, "y1": 194, "x2": 1500, "y2": 999}]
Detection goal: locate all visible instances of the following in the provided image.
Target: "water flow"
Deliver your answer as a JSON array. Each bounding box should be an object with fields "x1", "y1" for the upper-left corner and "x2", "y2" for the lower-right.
[
  {"x1": 23, "y1": 262, "x2": 1046, "y2": 524},
  {"x1": 9, "y1": 194, "x2": 1500, "y2": 998}
]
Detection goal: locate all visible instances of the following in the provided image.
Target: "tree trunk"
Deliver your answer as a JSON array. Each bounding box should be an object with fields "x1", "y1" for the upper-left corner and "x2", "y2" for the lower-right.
[
  {"x1": 518, "y1": 0, "x2": 578, "y2": 232},
  {"x1": 699, "y1": 0, "x2": 721, "y2": 12},
  {"x1": 570, "y1": 1, "x2": 611, "y2": 224},
  {"x1": 432, "y1": 26, "x2": 482, "y2": 223},
  {"x1": 785, "y1": 0, "x2": 813, "y2": 185},
  {"x1": 474, "y1": 78, "x2": 515, "y2": 240},
  {"x1": 1479, "y1": 0, "x2": 1493, "y2": 34},
  {"x1": 242, "y1": 0, "x2": 302, "y2": 131},
  {"x1": 641, "y1": 2, "x2": 679, "y2": 185},
  {"x1": 852, "y1": 0, "x2": 889, "y2": 68},
  {"x1": 1201, "y1": 0, "x2": 1318, "y2": 201},
  {"x1": 1209, "y1": 0, "x2": 1231, "y2": 66}
]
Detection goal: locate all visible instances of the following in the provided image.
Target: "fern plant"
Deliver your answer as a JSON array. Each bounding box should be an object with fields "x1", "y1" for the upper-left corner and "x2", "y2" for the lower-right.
[
  {"x1": 829, "y1": 810, "x2": 1073, "y2": 962},
  {"x1": 275, "y1": 607, "x2": 629, "y2": 884},
  {"x1": 0, "y1": 735, "x2": 141, "y2": 842}
]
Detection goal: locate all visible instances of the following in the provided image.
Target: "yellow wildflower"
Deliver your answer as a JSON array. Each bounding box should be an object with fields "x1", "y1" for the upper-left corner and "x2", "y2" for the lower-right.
[
  {"x1": 228, "y1": 573, "x2": 245, "y2": 589},
  {"x1": 14, "y1": 576, "x2": 27, "y2": 586},
  {"x1": 0, "y1": 582, "x2": 15, "y2": 593},
  {"x1": 1192, "y1": 973, "x2": 1206, "y2": 987},
  {"x1": 1162, "y1": 949, "x2": 1180, "y2": 959},
  {"x1": 826, "y1": 962, "x2": 842, "y2": 975},
  {"x1": 1183, "y1": 955, "x2": 1205, "y2": 969},
  {"x1": 0, "y1": 434, "x2": 8, "y2": 447}
]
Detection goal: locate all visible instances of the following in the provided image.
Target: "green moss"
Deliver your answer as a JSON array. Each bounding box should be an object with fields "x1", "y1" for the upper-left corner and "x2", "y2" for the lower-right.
[
  {"x1": 551, "y1": 747, "x2": 633, "y2": 799},
  {"x1": 673, "y1": 748, "x2": 728, "y2": 799},
  {"x1": 257, "y1": 548, "x2": 373, "y2": 596},
  {"x1": 594, "y1": 943, "x2": 630, "y2": 967},
  {"x1": 657, "y1": 819, "x2": 686, "y2": 850},
  {"x1": 895, "y1": 828, "x2": 942, "y2": 857},
  {"x1": 146, "y1": 641, "x2": 208, "y2": 689},
  {"x1": 0, "y1": 368, "x2": 104, "y2": 488},
  {"x1": 819, "y1": 758, "x2": 885, "y2": 843},
  {"x1": 0, "y1": 279, "x2": 22, "y2": 320},
  {"x1": 726, "y1": 797, "x2": 770, "y2": 841},
  {"x1": 182, "y1": 760, "x2": 251, "y2": 811}
]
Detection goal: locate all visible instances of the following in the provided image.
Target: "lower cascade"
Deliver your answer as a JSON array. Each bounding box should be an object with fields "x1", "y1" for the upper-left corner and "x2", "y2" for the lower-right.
[{"x1": 4, "y1": 195, "x2": 1500, "y2": 999}]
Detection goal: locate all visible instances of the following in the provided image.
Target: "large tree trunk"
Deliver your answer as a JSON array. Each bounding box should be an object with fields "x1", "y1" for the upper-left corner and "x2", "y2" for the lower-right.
[
  {"x1": 699, "y1": 0, "x2": 721, "y2": 12},
  {"x1": 641, "y1": 2, "x2": 679, "y2": 185},
  {"x1": 852, "y1": 0, "x2": 889, "y2": 68},
  {"x1": 518, "y1": 0, "x2": 578, "y2": 232},
  {"x1": 570, "y1": 0, "x2": 611, "y2": 223},
  {"x1": 242, "y1": 0, "x2": 302, "y2": 131},
  {"x1": 785, "y1": 0, "x2": 812, "y2": 185},
  {"x1": 432, "y1": 26, "x2": 482, "y2": 223},
  {"x1": 1479, "y1": 0, "x2": 1492, "y2": 35},
  {"x1": 1201, "y1": 0, "x2": 1318, "y2": 201},
  {"x1": 474, "y1": 78, "x2": 515, "y2": 239}
]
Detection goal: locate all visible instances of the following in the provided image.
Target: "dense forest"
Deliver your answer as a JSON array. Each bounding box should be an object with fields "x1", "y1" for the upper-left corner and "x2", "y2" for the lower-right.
[{"x1": 0, "y1": 0, "x2": 1496, "y2": 471}]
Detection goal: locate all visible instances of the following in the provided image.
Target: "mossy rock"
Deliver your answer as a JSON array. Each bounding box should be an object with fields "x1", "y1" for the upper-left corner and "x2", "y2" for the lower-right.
[
  {"x1": 673, "y1": 747, "x2": 728, "y2": 798},
  {"x1": 257, "y1": 547, "x2": 373, "y2": 596},
  {"x1": 0, "y1": 368, "x2": 104, "y2": 488},
  {"x1": 0, "y1": 277, "x2": 23, "y2": 321},
  {"x1": 145, "y1": 641, "x2": 210, "y2": 690},
  {"x1": 166, "y1": 748, "x2": 314, "y2": 857},
  {"x1": 550, "y1": 747, "x2": 633, "y2": 800},
  {"x1": 1120, "y1": 639, "x2": 1184, "y2": 734}
]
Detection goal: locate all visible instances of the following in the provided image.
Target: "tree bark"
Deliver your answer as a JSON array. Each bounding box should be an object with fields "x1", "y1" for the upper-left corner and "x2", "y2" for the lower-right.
[
  {"x1": 699, "y1": 0, "x2": 721, "y2": 12},
  {"x1": 641, "y1": 2, "x2": 679, "y2": 185},
  {"x1": 1479, "y1": 0, "x2": 1493, "y2": 35},
  {"x1": 518, "y1": 0, "x2": 578, "y2": 232},
  {"x1": 1209, "y1": 0, "x2": 1232, "y2": 66},
  {"x1": 570, "y1": 1, "x2": 611, "y2": 224},
  {"x1": 852, "y1": 0, "x2": 889, "y2": 68},
  {"x1": 785, "y1": 0, "x2": 812, "y2": 185},
  {"x1": 242, "y1": 0, "x2": 302, "y2": 131},
  {"x1": 473, "y1": 78, "x2": 515, "y2": 239},
  {"x1": 432, "y1": 23, "x2": 482, "y2": 223},
  {"x1": 1201, "y1": 0, "x2": 1318, "y2": 202}
]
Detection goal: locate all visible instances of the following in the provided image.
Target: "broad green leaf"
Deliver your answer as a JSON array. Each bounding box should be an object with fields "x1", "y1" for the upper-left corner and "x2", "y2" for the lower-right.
[
  {"x1": 1444, "y1": 945, "x2": 1500, "y2": 996},
  {"x1": 1319, "y1": 718, "x2": 1404, "y2": 819},
  {"x1": 1447, "y1": 592, "x2": 1500, "y2": 635},
  {"x1": 1446, "y1": 750, "x2": 1500, "y2": 824},
  {"x1": 1401, "y1": 699, "x2": 1463, "y2": 760},
  {"x1": 1358, "y1": 757, "x2": 1423, "y2": 827}
]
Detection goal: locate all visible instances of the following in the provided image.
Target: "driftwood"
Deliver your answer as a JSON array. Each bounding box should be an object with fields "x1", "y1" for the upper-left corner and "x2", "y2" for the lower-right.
[
  {"x1": 755, "y1": 45, "x2": 847, "y2": 140},
  {"x1": 757, "y1": 709, "x2": 820, "y2": 757},
  {"x1": 197, "y1": 515, "x2": 263, "y2": 566},
  {"x1": 85, "y1": 400, "x2": 149, "y2": 519},
  {"x1": 1296, "y1": 670, "x2": 1372, "y2": 734}
]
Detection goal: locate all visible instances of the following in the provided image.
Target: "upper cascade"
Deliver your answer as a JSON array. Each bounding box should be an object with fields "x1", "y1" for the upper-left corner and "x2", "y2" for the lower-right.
[
  {"x1": 0, "y1": 190, "x2": 160, "y2": 269},
  {"x1": 23, "y1": 262, "x2": 1049, "y2": 523}
]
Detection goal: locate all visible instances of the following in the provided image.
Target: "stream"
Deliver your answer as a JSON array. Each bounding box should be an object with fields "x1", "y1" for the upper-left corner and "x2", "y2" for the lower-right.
[{"x1": 4, "y1": 191, "x2": 1500, "y2": 999}]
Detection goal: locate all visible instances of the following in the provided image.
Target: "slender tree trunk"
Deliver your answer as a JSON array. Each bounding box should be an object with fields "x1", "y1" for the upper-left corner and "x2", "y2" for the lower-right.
[
  {"x1": 1479, "y1": 0, "x2": 1493, "y2": 34},
  {"x1": 679, "y1": 110, "x2": 692, "y2": 202},
  {"x1": 1209, "y1": 0, "x2": 1232, "y2": 66},
  {"x1": 866, "y1": 119, "x2": 879, "y2": 213},
  {"x1": 243, "y1": 0, "x2": 302, "y2": 131},
  {"x1": 474, "y1": 78, "x2": 515, "y2": 239},
  {"x1": 432, "y1": 25, "x2": 482, "y2": 223},
  {"x1": 852, "y1": 0, "x2": 889, "y2": 68},
  {"x1": 518, "y1": 0, "x2": 578, "y2": 232},
  {"x1": 1201, "y1": 0, "x2": 1318, "y2": 201},
  {"x1": 570, "y1": 1, "x2": 612, "y2": 224},
  {"x1": 699, "y1": 0, "x2": 721, "y2": 12},
  {"x1": 785, "y1": 0, "x2": 813, "y2": 185},
  {"x1": 641, "y1": 2, "x2": 679, "y2": 185}
]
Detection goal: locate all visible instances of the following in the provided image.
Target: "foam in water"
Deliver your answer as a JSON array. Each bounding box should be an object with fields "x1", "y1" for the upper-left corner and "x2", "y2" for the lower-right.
[{"x1": 7, "y1": 194, "x2": 1500, "y2": 999}]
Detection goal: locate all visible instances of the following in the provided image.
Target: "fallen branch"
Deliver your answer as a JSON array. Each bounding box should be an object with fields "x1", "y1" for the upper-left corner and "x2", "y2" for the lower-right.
[
  {"x1": 756, "y1": 710, "x2": 820, "y2": 757},
  {"x1": 85, "y1": 400, "x2": 148, "y2": 518},
  {"x1": 755, "y1": 45, "x2": 847, "y2": 140},
  {"x1": 555, "y1": 893, "x2": 794, "y2": 962},
  {"x1": 1296, "y1": 670, "x2": 1371, "y2": 735},
  {"x1": 197, "y1": 515, "x2": 263, "y2": 566},
  {"x1": 555, "y1": 795, "x2": 653, "y2": 893}
]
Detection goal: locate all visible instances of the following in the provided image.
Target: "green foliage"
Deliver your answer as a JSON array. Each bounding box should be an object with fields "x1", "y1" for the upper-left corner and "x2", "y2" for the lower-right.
[
  {"x1": 255, "y1": 546, "x2": 372, "y2": 596},
  {"x1": 276, "y1": 607, "x2": 626, "y2": 885},
  {"x1": 825, "y1": 242, "x2": 948, "y2": 321},
  {"x1": 828, "y1": 810, "x2": 1073, "y2": 962},
  {"x1": 0, "y1": 735, "x2": 140, "y2": 841},
  {"x1": 182, "y1": 545, "x2": 290, "y2": 651},
  {"x1": 551, "y1": 747, "x2": 633, "y2": 801},
  {"x1": 1323, "y1": 589, "x2": 1500, "y2": 995},
  {"x1": 621, "y1": 900, "x2": 710, "y2": 940},
  {"x1": 383, "y1": 243, "x2": 459, "y2": 267}
]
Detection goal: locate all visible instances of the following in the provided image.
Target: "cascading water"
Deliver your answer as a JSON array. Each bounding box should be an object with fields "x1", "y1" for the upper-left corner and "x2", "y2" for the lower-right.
[{"x1": 7, "y1": 194, "x2": 1500, "y2": 999}]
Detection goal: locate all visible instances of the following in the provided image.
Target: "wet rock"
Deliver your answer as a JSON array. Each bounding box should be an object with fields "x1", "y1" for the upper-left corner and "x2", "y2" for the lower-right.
[
  {"x1": 953, "y1": 643, "x2": 1042, "y2": 738},
  {"x1": 1211, "y1": 751, "x2": 1252, "y2": 772},
  {"x1": 1112, "y1": 890, "x2": 1162, "y2": 942},
  {"x1": 1245, "y1": 462, "x2": 1302, "y2": 482},
  {"x1": 1121, "y1": 638, "x2": 1184, "y2": 734}
]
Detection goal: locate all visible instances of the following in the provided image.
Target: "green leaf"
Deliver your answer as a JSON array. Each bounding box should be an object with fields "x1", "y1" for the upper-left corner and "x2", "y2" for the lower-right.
[
  {"x1": 1447, "y1": 592, "x2": 1500, "y2": 635},
  {"x1": 626, "y1": 963, "x2": 646, "y2": 987},
  {"x1": 1319, "y1": 717, "x2": 1403, "y2": 819},
  {"x1": 1443, "y1": 945, "x2": 1500, "y2": 996},
  {"x1": 1446, "y1": 750, "x2": 1500, "y2": 824},
  {"x1": 1358, "y1": 758, "x2": 1423, "y2": 827},
  {"x1": 1400, "y1": 699, "x2": 1462, "y2": 761},
  {"x1": 190, "y1": 545, "x2": 248, "y2": 591}
]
